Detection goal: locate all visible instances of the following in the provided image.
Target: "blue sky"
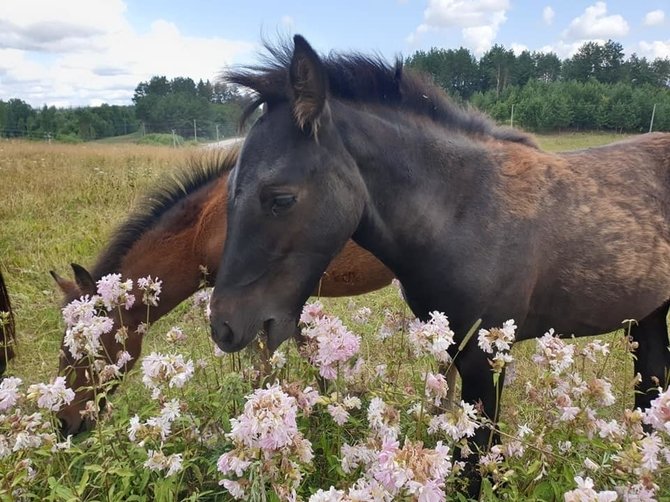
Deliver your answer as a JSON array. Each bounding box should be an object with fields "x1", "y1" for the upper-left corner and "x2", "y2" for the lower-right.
[{"x1": 0, "y1": 1, "x2": 668, "y2": 107}]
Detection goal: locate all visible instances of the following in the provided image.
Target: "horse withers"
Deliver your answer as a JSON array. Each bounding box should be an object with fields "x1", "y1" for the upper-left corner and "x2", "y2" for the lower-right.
[
  {"x1": 52, "y1": 146, "x2": 394, "y2": 436},
  {"x1": 209, "y1": 35, "x2": 670, "y2": 496}
]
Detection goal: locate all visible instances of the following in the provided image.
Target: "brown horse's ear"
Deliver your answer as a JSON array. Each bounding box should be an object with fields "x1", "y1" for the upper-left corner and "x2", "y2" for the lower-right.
[
  {"x1": 70, "y1": 263, "x2": 97, "y2": 295},
  {"x1": 50, "y1": 270, "x2": 81, "y2": 298},
  {"x1": 289, "y1": 34, "x2": 328, "y2": 134}
]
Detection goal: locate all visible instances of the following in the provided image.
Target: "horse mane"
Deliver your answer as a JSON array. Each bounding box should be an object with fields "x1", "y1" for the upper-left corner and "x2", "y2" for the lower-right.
[
  {"x1": 92, "y1": 145, "x2": 240, "y2": 279},
  {"x1": 227, "y1": 39, "x2": 536, "y2": 147},
  {"x1": 0, "y1": 270, "x2": 16, "y2": 348}
]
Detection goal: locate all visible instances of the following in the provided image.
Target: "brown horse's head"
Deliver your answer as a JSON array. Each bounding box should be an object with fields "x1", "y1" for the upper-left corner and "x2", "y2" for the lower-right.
[
  {"x1": 209, "y1": 36, "x2": 366, "y2": 353},
  {"x1": 51, "y1": 264, "x2": 141, "y2": 436}
]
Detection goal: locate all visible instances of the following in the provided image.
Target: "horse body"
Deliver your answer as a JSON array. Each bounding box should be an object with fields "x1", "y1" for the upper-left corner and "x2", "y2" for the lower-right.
[
  {"x1": 53, "y1": 147, "x2": 393, "y2": 435},
  {"x1": 209, "y1": 35, "x2": 670, "y2": 496},
  {"x1": 0, "y1": 270, "x2": 16, "y2": 375}
]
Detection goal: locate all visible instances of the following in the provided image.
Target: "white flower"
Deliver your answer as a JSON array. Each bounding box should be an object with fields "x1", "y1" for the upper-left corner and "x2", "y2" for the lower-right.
[
  {"x1": 141, "y1": 352, "x2": 195, "y2": 392},
  {"x1": 26, "y1": 376, "x2": 74, "y2": 411},
  {"x1": 563, "y1": 476, "x2": 617, "y2": 502},
  {"x1": 327, "y1": 404, "x2": 350, "y2": 425},
  {"x1": 0, "y1": 376, "x2": 22, "y2": 412},
  {"x1": 165, "y1": 326, "x2": 186, "y2": 343},
  {"x1": 137, "y1": 276, "x2": 162, "y2": 307},
  {"x1": 477, "y1": 319, "x2": 516, "y2": 354}
]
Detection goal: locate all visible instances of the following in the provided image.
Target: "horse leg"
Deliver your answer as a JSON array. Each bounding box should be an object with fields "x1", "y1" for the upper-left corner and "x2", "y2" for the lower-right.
[
  {"x1": 454, "y1": 345, "x2": 504, "y2": 499},
  {"x1": 631, "y1": 301, "x2": 670, "y2": 410}
]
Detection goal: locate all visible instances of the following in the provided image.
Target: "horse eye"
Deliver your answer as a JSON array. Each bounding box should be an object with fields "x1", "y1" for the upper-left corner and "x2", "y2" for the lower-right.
[{"x1": 271, "y1": 194, "x2": 297, "y2": 215}]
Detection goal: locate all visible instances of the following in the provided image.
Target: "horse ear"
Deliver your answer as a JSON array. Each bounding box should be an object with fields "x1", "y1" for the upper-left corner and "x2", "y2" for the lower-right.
[
  {"x1": 70, "y1": 263, "x2": 97, "y2": 295},
  {"x1": 50, "y1": 270, "x2": 81, "y2": 298},
  {"x1": 289, "y1": 34, "x2": 328, "y2": 133}
]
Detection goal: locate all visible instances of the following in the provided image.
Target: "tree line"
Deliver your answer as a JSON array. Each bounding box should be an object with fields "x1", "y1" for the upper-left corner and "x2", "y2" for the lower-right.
[
  {"x1": 1, "y1": 39, "x2": 669, "y2": 141},
  {"x1": 406, "y1": 40, "x2": 670, "y2": 132},
  {"x1": 0, "y1": 77, "x2": 246, "y2": 142}
]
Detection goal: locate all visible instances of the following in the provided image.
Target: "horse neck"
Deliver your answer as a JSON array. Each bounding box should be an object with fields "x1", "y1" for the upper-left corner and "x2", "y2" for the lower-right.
[
  {"x1": 335, "y1": 102, "x2": 495, "y2": 268},
  {"x1": 100, "y1": 174, "x2": 228, "y2": 331}
]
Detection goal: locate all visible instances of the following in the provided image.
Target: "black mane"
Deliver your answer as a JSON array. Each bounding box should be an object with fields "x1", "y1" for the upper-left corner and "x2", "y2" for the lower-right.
[
  {"x1": 226, "y1": 40, "x2": 536, "y2": 147},
  {"x1": 92, "y1": 146, "x2": 239, "y2": 279}
]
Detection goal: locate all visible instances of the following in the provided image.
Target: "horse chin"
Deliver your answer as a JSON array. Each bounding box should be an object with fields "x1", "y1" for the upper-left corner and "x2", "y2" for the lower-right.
[{"x1": 264, "y1": 318, "x2": 298, "y2": 353}]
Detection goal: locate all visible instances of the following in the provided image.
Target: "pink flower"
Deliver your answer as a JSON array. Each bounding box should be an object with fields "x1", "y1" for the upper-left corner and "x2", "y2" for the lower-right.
[
  {"x1": 477, "y1": 319, "x2": 516, "y2": 354},
  {"x1": 301, "y1": 314, "x2": 360, "y2": 380},
  {"x1": 643, "y1": 386, "x2": 670, "y2": 434},
  {"x1": 0, "y1": 377, "x2": 22, "y2": 412},
  {"x1": 563, "y1": 476, "x2": 617, "y2": 502},
  {"x1": 300, "y1": 301, "x2": 325, "y2": 325},
  {"x1": 532, "y1": 330, "x2": 575, "y2": 374},
  {"x1": 327, "y1": 404, "x2": 350, "y2": 425},
  {"x1": 137, "y1": 275, "x2": 162, "y2": 307},
  {"x1": 96, "y1": 273, "x2": 135, "y2": 311},
  {"x1": 408, "y1": 311, "x2": 455, "y2": 364},
  {"x1": 424, "y1": 372, "x2": 449, "y2": 406},
  {"x1": 26, "y1": 376, "x2": 75, "y2": 412},
  {"x1": 141, "y1": 352, "x2": 195, "y2": 394}
]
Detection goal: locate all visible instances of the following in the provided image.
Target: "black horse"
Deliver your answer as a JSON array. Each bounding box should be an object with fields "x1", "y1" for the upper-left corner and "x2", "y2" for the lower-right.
[
  {"x1": 210, "y1": 35, "x2": 670, "y2": 495},
  {"x1": 0, "y1": 270, "x2": 16, "y2": 376}
]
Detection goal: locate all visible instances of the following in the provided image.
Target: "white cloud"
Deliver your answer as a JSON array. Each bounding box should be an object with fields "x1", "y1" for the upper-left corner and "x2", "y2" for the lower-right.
[
  {"x1": 643, "y1": 10, "x2": 665, "y2": 26},
  {"x1": 510, "y1": 43, "x2": 529, "y2": 55},
  {"x1": 408, "y1": 0, "x2": 509, "y2": 55},
  {"x1": 542, "y1": 6, "x2": 555, "y2": 26},
  {"x1": 638, "y1": 40, "x2": 670, "y2": 59},
  {"x1": 539, "y1": 40, "x2": 605, "y2": 59},
  {"x1": 562, "y1": 2, "x2": 629, "y2": 41},
  {"x1": 0, "y1": 1, "x2": 255, "y2": 106}
]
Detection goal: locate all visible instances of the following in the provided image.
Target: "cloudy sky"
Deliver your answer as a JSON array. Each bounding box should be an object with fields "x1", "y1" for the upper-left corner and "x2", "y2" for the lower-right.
[{"x1": 0, "y1": 0, "x2": 668, "y2": 108}]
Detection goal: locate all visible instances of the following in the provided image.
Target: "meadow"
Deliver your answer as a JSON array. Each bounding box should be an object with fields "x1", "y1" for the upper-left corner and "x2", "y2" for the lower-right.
[{"x1": 0, "y1": 131, "x2": 668, "y2": 501}]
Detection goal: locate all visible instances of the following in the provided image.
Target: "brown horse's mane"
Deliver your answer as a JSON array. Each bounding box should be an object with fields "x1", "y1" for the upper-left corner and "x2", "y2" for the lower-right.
[
  {"x1": 92, "y1": 145, "x2": 239, "y2": 279},
  {"x1": 226, "y1": 39, "x2": 536, "y2": 147}
]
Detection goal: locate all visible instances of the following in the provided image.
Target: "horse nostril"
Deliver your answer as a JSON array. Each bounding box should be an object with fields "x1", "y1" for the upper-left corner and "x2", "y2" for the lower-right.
[{"x1": 211, "y1": 321, "x2": 234, "y2": 348}]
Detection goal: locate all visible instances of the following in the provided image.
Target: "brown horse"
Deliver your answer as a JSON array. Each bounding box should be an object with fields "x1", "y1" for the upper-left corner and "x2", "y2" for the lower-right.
[
  {"x1": 0, "y1": 270, "x2": 16, "y2": 376},
  {"x1": 209, "y1": 36, "x2": 670, "y2": 496},
  {"x1": 52, "y1": 145, "x2": 394, "y2": 435}
]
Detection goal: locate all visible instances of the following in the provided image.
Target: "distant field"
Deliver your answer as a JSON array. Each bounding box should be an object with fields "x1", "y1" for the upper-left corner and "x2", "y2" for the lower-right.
[{"x1": 534, "y1": 131, "x2": 633, "y2": 151}]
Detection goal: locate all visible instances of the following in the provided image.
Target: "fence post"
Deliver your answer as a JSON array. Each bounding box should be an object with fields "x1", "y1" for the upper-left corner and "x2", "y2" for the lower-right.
[{"x1": 649, "y1": 103, "x2": 657, "y2": 133}]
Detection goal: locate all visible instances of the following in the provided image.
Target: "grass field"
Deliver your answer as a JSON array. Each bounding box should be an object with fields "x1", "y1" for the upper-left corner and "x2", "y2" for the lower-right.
[{"x1": 0, "y1": 131, "x2": 667, "y2": 500}]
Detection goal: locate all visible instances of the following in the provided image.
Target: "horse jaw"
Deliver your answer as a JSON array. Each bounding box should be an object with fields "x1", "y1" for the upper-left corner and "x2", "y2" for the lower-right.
[{"x1": 265, "y1": 318, "x2": 299, "y2": 353}]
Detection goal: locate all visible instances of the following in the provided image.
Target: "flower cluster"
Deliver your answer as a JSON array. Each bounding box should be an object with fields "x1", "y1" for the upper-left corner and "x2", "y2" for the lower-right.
[
  {"x1": 300, "y1": 302, "x2": 361, "y2": 380},
  {"x1": 141, "y1": 352, "x2": 195, "y2": 398},
  {"x1": 217, "y1": 384, "x2": 314, "y2": 500},
  {"x1": 314, "y1": 419, "x2": 453, "y2": 500},
  {"x1": 96, "y1": 273, "x2": 135, "y2": 311},
  {"x1": 137, "y1": 275, "x2": 162, "y2": 307},
  {"x1": 408, "y1": 311, "x2": 455, "y2": 364},
  {"x1": 478, "y1": 320, "x2": 517, "y2": 375},
  {"x1": 0, "y1": 377, "x2": 72, "y2": 459},
  {"x1": 26, "y1": 376, "x2": 75, "y2": 412}
]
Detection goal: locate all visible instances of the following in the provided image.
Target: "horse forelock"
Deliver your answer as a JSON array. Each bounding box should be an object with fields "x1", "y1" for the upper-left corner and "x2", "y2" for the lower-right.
[
  {"x1": 225, "y1": 40, "x2": 536, "y2": 147},
  {"x1": 91, "y1": 146, "x2": 240, "y2": 280}
]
